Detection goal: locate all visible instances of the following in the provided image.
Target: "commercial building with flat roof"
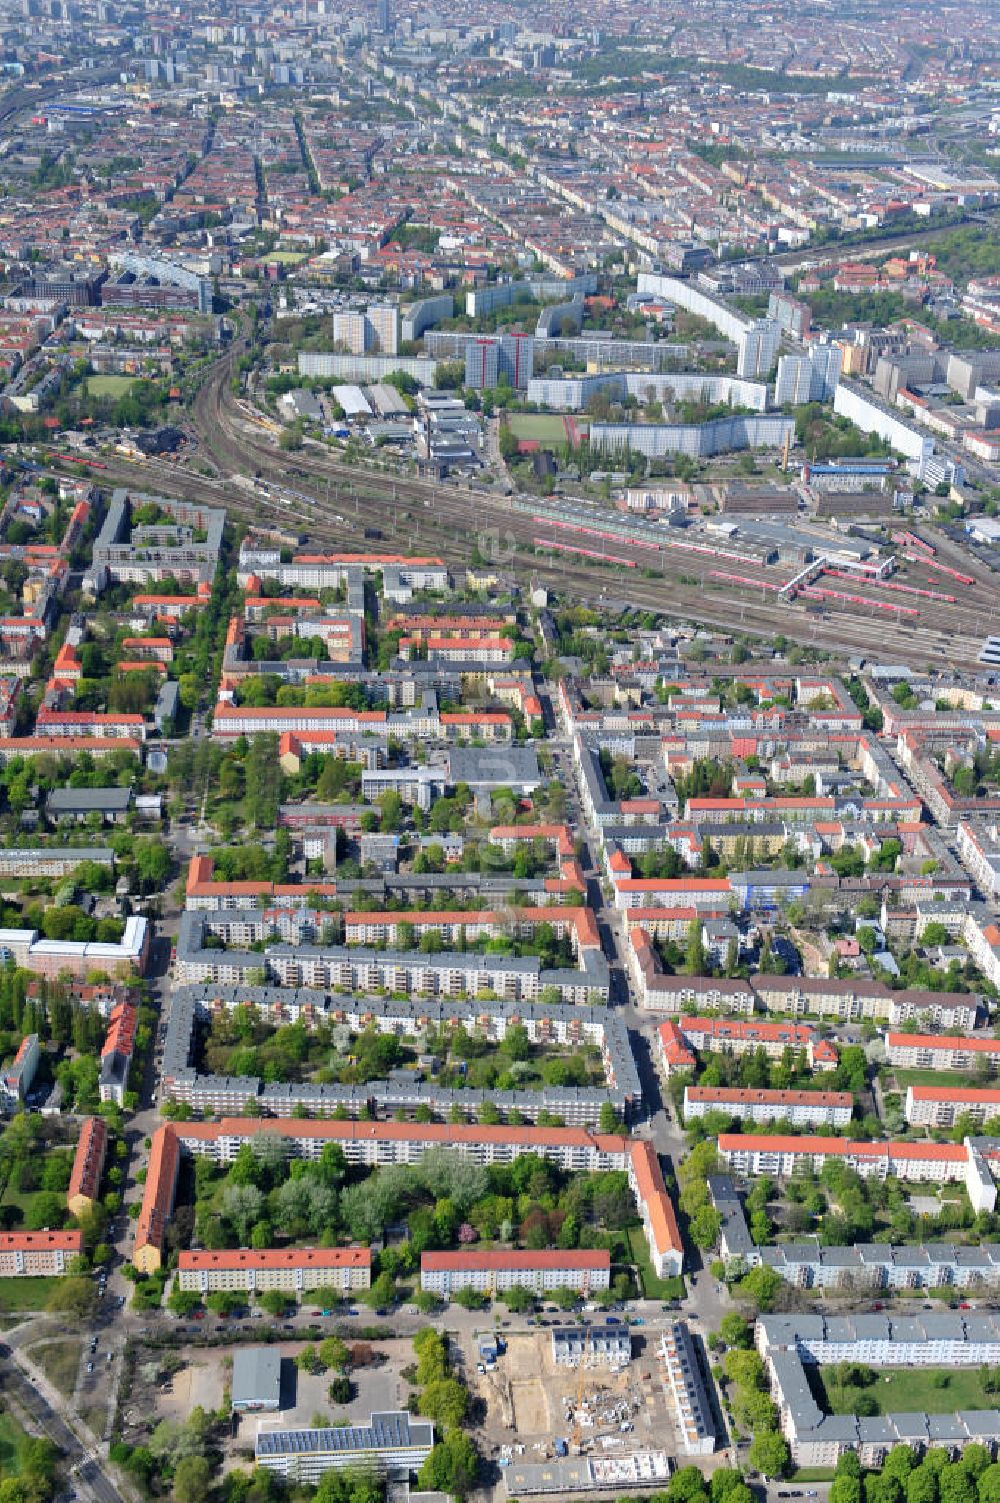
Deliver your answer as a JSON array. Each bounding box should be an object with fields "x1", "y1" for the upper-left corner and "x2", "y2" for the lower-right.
[
  {"x1": 232, "y1": 1347, "x2": 281, "y2": 1412},
  {"x1": 255, "y1": 1413, "x2": 434, "y2": 1482},
  {"x1": 503, "y1": 1453, "x2": 671, "y2": 1496}
]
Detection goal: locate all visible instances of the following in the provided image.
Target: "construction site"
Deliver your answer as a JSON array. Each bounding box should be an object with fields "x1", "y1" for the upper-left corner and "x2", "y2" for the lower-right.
[{"x1": 467, "y1": 1322, "x2": 673, "y2": 1471}]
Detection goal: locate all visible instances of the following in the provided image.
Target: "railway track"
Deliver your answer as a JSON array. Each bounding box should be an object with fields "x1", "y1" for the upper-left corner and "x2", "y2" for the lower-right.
[{"x1": 52, "y1": 347, "x2": 984, "y2": 668}]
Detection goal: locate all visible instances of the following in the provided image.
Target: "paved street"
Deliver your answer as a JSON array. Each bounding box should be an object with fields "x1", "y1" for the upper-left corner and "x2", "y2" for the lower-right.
[{"x1": 1, "y1": 1337, "x2": 138, "y2": 1503}]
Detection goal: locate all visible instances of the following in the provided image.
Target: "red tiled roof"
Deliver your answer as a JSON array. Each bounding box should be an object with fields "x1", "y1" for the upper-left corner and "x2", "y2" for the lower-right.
[
  {"x1": 178, "y1": 1246, "x2": 370, "y2": 1270},
  {"x1": 215, "y1": 706, "x2": 387, "y2": 722},
  {"x1": 421, "y1": 1249, "x2": 609, "y2": 1271},
  {"x1": 908, "y1": 1085, "x2": 1000, "y2": 1103},
  {"x1": 680, "y1": 1016, "x2": 814, "y2": 1044},
  {"x1": 629, "y1": 1140, "x2": 683, "y2": 1258},
  {"x1": 135, "y1": 1124, "x2": 180, "y2": 1255},
  {"x1": 176, "y1": 1117, "x2": 627, "y2": 1155},
  {"x1": 888, "y1": 1032, "x2": 1000, "y2": 1053},
  {"x1": 67, "y1": 1116, "x2": 107, "y2": 1205},
  {"x1": 0, "y1": 1231, "x2": 83, "y2": 1253},
  {"x1": 719, "y1": 1132, "x2": 966, "y2": 1162},
  {"x1": 687, "y1": 1086, "x2": 852, "y2": 1108}
]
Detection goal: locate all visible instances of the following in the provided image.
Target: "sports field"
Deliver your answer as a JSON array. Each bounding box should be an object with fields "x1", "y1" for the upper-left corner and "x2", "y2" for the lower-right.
[
  {"x1": 506, "y1": 413, "x2": 572, "y2": 443},
  {"x1": 87, "y1": 375, "x2": 139, "y2": 398}
]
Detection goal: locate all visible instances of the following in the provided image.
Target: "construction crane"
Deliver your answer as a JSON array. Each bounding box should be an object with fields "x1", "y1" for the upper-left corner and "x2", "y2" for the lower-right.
[{"x1": 570, "y1": 1325, "x2": 594, "y2": 1450}]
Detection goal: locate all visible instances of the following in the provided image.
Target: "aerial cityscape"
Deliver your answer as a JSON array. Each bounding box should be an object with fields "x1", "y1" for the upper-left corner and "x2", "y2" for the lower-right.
[{"x1": 2, "y1": 6, "x2": 1000, "y2": 1503}]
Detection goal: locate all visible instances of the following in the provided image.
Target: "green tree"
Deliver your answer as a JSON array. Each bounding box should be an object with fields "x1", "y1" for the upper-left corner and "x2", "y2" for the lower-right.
[
  {"x1": 451, "y1": 1286, "x2": 487, "y2": 1310},
  {"x1": 419, "y1": 1377, "x2": 470, "y2": 1430},
  {"x1": 319, "y1": 1336, "x2": 350, "y2": 1372},
  {"x1": 418, "y1": 1432, "x2": 478, "y2": 1498},
  {"x1": 689, "y1": 1206, "x2": 723, "y2": 1249},
  {"x1": 736, "y1": 1264, "x2": 782, "y2": 1312},
  {"x1": 500, "y1": 1285, "x2": 536, "y2": 1313},
  {"x1": 173, "y1": 1457, "x2": 212, "y2": 1503},
  {"x1": 168, "y1": 1287, "x2": 203, "y2": 1317},
  {"x1": 832, "y1": 1476, "x2": 863, "y2": 1503},
  {"x1": 975, "y1": 1464, "x2": 1000, "y2": 1503},
  {"x1": 133, "y1": 838, "x2": 170, "y2": 891},
  {"x1": 258, "y1": 1290, "x2": 290, "y2": 1317},
  {"x1": 719, "y1": 1313, "x2": 752, "y2": 1348},
  {"x1": 723, "y1": 1349, "x2": 765, "y2": 1389},
  {"x1": 748, "y1": 1431, "x2": 789, "y2": 1479},
  {"x1": 939, "y1": 1466, "x2": 976, "y2": 1503},
  {"x1": 45, "y1": 1276, "x2": 96, "y2": 1321},
  {"x1": 906, "y1": 1466, "x2": 939, "y2": 1503}
]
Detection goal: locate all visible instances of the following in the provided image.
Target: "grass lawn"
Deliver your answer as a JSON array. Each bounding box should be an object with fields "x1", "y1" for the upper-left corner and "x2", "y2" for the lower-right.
[
  {"x1": 86, "y1": 374, "x2": 140, "y2": 398},
  {"x1": 27, "y1": 1337, "x2": 82, "y2": 1397},
  {"x1": 0, "y1": 1411, "x2": 26, "y2": 1475},
  {"x1": 506, "y1": 413, "x2": 571, "y2": 443},
  {"x1": 818, "y1": 1365, "x2": 996, "y2": 1416},
  {"x1": 626, "y1": 1225, "x2": 685, "y2": 1301},
  {"x1": 889, "y1": 1068, "x2": 988, "y2": 1089},
  {"x1": 267, "y1": 250, "x2": 307, "y2": 265},
  {"x1": 0, "y1": 1275, "x2": 56, "y2": 1312},
  {"x1": 790, "y1": 1470, "x2": 837, "y2": 1483},
  {"x1": 0, "y1": 1184, "x2": 69, "y2": 1231}
]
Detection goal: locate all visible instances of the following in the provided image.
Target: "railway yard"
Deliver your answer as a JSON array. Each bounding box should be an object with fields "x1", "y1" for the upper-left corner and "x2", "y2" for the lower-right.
[{"x1": 40, "y1": 347, "x2": 998, "y2": 670}]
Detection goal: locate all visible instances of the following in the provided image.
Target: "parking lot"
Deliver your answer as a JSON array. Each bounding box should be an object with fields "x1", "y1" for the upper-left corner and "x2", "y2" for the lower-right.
[{"x1": 135, "y1": 1335, "x2": 418, "y2": 1457}]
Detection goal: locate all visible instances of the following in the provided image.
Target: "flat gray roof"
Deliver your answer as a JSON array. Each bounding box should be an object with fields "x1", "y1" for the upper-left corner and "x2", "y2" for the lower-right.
[
  {"x1": 232, "y1": 1347, "x2": 281, "y2": 1409},
  {"x1": 48, "y1": 787, "x2": 132, "y2": 812}
]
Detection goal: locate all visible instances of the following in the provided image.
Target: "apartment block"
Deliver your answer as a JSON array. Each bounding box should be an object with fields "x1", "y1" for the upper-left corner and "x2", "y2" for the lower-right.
[
  {"x1": 67, "y1": 1115, "x2": 108, "y2": 1218},
  {"x1": 177, "y1": 1247, "x2": 371, "y2": 1296},
  {"x1": 675, "y1": 1016, "x2": 837, "y2": 1070},
  {"x1": 759, "y1": 1312, "x2": 1000, "y2": 1467},
  {"x1": 0, "y1": 1230, "x2": 83, "y2": 1276},
  {"x1": 905, "y1": 1085, "x2": 1000, "y2": 1128},
  {"x1": 684, "y1": 1085, "x2": 852, "y2": 1129},
  {"x1": 134, "y1": 1121, "x2": 181, "y2": 1273},
  {"x1": 420, "y1": 1249, "x2": 609, "y2": 1298},
  {"x1": 719, "y1": 1132, "x2": 968, "y2": 1185},
  {"x1": 136, "y1": 1119, "x2": 682, "y2": 1281},
  {"x1": 659, "y1": 1323, "x2": 716, "y2": 1456},
  {"x1": 1, "y1": 1033, "x2": 39, "y2": 1108},
  {"x1": 886, "y1": 1032, "x2": 1000, "y2": 1072}
]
